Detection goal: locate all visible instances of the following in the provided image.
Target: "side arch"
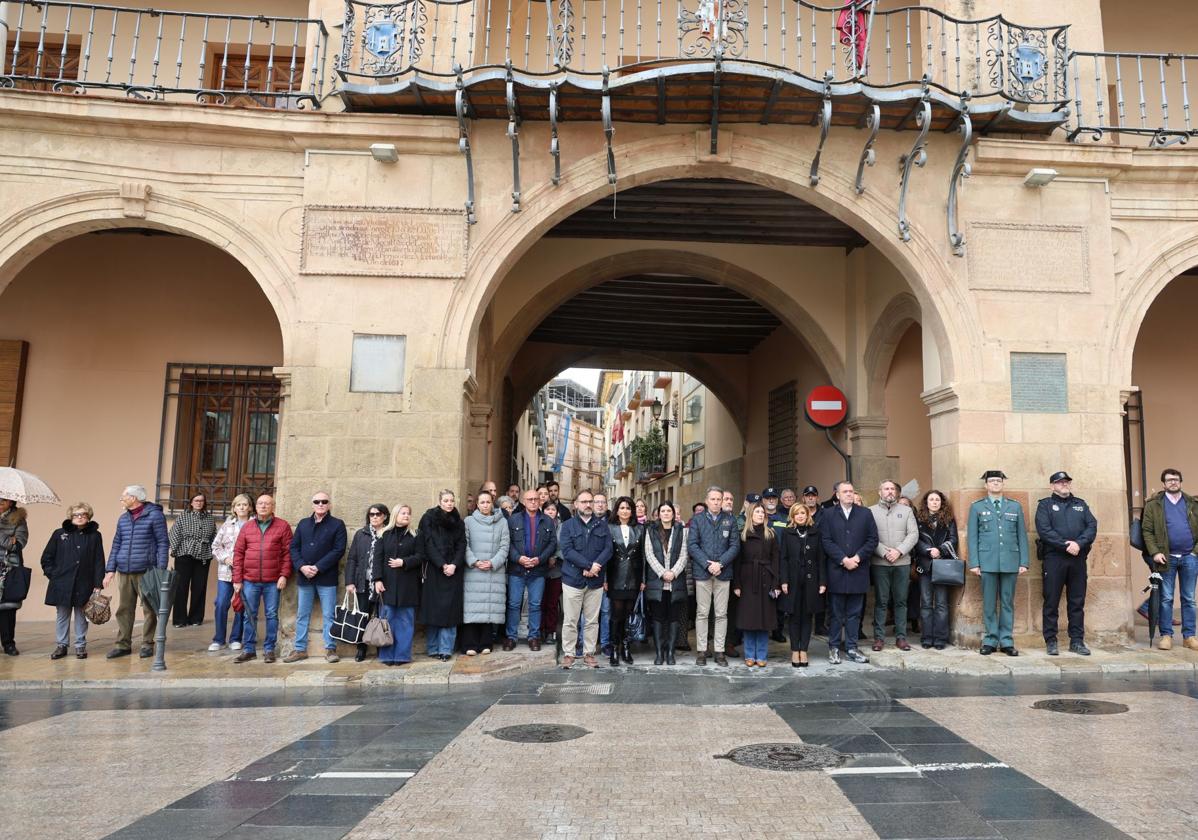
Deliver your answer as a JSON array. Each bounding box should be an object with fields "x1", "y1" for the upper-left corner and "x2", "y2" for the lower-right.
[
  {"x1": 441, "y1": 132, "x2": 978, "y2": 392},
  {"x1": 0, "y1": 188, "x2": 298, "y2": 351},
  {"x1": 1107, "y1": 228, "x2": 1198, "y2": 386},
  {"x1": 862, "y1": 292, "x2": 923, "y2": 415}
]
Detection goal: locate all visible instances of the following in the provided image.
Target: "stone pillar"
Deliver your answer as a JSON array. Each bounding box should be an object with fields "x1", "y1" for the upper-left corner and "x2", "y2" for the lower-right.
[{"x1": 846, "y1": 416, "x2": 899, "y2": 504}]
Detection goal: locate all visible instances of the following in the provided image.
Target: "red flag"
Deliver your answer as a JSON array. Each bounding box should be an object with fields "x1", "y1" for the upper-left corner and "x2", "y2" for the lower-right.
[{"x1": 837, "y1": 1, "x2": 869, "y2": 74}]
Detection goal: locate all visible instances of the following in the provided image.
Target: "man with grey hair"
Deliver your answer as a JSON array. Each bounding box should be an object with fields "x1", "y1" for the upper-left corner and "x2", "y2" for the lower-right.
[
  {"x1": 870, "y1": 479, "x2": 919, "y2": 652},
  {"x1": 688, "y1": 485, "x2": 739, "y2": 666},
  {"x1": 103, "y1": 485, "x2": 169, "y2": 659}
]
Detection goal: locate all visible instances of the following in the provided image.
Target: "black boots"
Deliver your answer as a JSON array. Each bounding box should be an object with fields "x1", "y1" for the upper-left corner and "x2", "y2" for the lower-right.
[
  {"x1": 652, "y1": 621, "x2": 666, "y2": 665},
  {"x1": 665, "y1": 622, "x2": 677, "y2": 665},
  {"x1": 609, "y1": 628, "x2": 621, "y2": 666},
  {"x1": 621, "y1": 639, "x2": 633, "y2": 665}
]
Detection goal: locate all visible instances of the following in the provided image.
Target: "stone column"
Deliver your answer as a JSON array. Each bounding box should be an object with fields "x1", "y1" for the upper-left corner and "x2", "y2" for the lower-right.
[{"x1": 846, "y1": 416, "x2": 898, "y2": 504}]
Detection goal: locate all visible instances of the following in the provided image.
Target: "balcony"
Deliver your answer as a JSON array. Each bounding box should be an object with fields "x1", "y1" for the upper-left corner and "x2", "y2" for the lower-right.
[
  {"x1": 0, "y1": 1, "x2": 329, "y2": 108},
  {"x1": 335, "y1": 0, "x2": 1069, "y2": 136},
  {"x1": 1069, "y1": 51, "x2": 1198, "y2": 147}
]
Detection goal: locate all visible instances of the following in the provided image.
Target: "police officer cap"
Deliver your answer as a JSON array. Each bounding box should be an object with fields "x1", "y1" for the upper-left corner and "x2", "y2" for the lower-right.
[
  {"x1": 746, "y1": 493, "x2": 762, "y2": 503},
  {"x1": 1049, "y1": 471, "x2": 1073, "y2": 483},
  {"x1": 761, "y1": 487, "x2": 779, "y2": 498},
  {"x1": 980, "y1": 470, "x2": 1007, "y2": 481},
  {"x1": 802, "y1": 485, "x2": 819, "y2": 496}
]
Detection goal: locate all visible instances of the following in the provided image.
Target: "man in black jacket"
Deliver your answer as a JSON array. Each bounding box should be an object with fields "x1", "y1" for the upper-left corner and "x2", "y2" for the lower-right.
[
  {"x1": 286, "y1": 492, "x2": 347, "y2": 663},
  {"x1": 1035, "y1": 471, "x2": 1098, "y2": 656},
  {"x1": 821, "y1": 482, "x2": 879, "y2": 664}
]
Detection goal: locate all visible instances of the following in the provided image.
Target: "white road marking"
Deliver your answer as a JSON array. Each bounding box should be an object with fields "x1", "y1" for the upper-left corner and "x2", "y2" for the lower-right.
[
  {"x1": 825, "y1": 760, "x2": 1009, "y2": 776},
  {"x1": 315, "y1": 771, "x2": 416, "y2": 779}
]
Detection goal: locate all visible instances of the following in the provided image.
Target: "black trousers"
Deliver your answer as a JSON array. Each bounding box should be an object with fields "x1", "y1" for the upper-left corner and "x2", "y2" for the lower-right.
[
  {"x1": 828, "y1": 593, "x2": 865, "y2": 652},
  {"x1": 0, "y1": 609, "x2": 15, "y2": 646},
  {"x1": 172, "y1": 555, "x2": 210, "y2": 626},
  {"x1": 1043, "y1": 553, "x2": 1087, "y2": 642},
  {"x1": 460, "y1": 623, "x2": 492, "y2": 652},
  {"x1": 788, "y1": 609, "x2": 815, "y2": 652}
]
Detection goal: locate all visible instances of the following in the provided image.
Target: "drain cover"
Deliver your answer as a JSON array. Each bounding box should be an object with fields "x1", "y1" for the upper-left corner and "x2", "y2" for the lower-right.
[
  {"x1": 1032, "y1": 698, "x2": 1129, "y2": 715},
  {"x1": 488, "y1": 723, "x2": 591, "y2": 743},
  {"x1": 716, "y1": 743, "x2": 847, "y2": 771}
]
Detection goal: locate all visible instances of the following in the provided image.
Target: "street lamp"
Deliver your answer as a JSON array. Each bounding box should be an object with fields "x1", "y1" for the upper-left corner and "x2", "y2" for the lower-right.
[{"x1": 649, "y1": 398, "x2": 671, "y2": 469}]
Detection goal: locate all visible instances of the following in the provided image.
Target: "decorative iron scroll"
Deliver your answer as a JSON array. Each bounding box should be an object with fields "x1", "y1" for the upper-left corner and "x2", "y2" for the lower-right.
[
  {"x1": 679, "y1": 0, "x2": 748, "y2": 59},
  {"x1": 987, "y1": 19, "x2": 1067, "y2": 104},
  {"x1": 344, "y1": 0, "x2": 427, "y2": 77},
  {"x1": 552, "y1": 0, "x2": 576, "y2": 68}
]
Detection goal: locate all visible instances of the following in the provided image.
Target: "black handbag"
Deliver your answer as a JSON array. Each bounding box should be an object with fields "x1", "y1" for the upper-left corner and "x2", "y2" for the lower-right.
[
  {"x1": 0, "y1": 563, "x2": 31, "y2": 603},
  {"x1": 1129, "y1": 517, "x2": 1146, "y2": 552},
  {"x1": 931, "y1": 543, "x2": 965, "y2": 587},
  {"x1": 331, "y1": 590, "x2": 368, "y2": 645}
]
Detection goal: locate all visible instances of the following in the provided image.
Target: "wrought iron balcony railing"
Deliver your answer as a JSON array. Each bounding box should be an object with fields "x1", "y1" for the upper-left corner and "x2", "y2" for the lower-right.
[
  {"x1": 1069, "y1": 50, "x2": 1198, "y2": 148},
  {"x1": 0, "y1": 1, "x2": 329, "y2": 108},
  {"x1": 336, "y1": 0, "x2": 1069, "y2": 108}
]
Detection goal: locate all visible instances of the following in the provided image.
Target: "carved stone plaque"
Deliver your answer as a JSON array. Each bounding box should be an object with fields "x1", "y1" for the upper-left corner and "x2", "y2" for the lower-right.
[
  {"x1": 1010, "y1": 352, "x2": 1068, "y2": 413},
  {"x1": 301, "y1": 206, "x2": 468, "y2": 278},
  {"x1": 967, "y1": 222, "x2": 1089, "y2": 293}
]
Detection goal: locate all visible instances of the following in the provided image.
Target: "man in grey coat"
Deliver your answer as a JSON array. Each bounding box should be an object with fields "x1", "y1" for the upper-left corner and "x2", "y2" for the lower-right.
[{"x1": 870, "y1": 479, "x2": 919, "y2": 651}]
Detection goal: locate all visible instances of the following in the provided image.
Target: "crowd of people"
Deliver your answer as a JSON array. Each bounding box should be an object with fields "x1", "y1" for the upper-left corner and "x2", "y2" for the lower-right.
[{"x1": 3, "y1": 467, "x2": 1194, "y2": 664}]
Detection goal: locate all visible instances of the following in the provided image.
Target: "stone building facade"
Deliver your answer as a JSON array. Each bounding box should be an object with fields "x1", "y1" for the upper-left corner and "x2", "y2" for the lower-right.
[{"x1": 1, "y1": 0, "x2": 1194, "y2": 648}]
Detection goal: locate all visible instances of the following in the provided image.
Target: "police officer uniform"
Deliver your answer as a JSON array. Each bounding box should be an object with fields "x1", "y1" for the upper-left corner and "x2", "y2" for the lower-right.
[
  {"x1": 967, "y1": 470, "x2": 1029, "y2": 655},
  {"x1": 1034, "y1": 471, "x2": 1097, "y2": 655}
]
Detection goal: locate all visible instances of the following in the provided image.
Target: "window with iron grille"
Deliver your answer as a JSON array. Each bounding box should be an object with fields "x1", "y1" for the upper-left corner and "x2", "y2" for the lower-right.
[
  {"x1": 157, "y1": 363, "x2": 281, "y2": 515},
  {"x1": 768, "y1": 382, "x2": 798, "y2": 490}
]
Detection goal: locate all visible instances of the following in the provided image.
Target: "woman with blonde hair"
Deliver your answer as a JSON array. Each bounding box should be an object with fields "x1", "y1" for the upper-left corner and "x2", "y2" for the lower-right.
[
  {"x1": 374, "y1": 504, "x2": 422, "y2": 665},
  {"x1": 734, "y1": 502, "x2": 780, "y2": 667},
  {"x1": 209, "y1": 493, "x2": 252, "y2": 651},
  {"x1": 418, "y1": 489, "x2": 466, "y2": 660},
  {"x1": 779, "y1": 503, "x2": 826, "y2": 667},
  {"x1": 40, "y1": 502, "x2": 104, "y2": 659}
]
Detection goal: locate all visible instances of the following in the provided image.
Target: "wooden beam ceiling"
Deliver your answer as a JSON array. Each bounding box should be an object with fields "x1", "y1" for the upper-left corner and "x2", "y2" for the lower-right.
[{"x1": 545, "y1": 178, "x2": 868, "y2": 247}]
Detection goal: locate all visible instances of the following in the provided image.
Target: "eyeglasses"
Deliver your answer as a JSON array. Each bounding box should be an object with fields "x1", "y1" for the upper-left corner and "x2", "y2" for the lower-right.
[
  {"x1": 312, "y1": 499, "x2": 330, "y2": 505},
  {"x1": 1165, "y1": 477, "x2": 1182, "y2": 483},
  {"x1": 71, "y1": 512, "x2": 90, "y2": 519}
]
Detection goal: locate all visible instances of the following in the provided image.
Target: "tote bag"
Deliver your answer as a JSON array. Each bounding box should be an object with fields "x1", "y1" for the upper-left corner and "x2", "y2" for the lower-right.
[
  {"x1": 930, "y1": 542, "x2": 965, "y2": 587},
  {"x1": 331, "y1": 590, "x2": 369, "y2": 645}
]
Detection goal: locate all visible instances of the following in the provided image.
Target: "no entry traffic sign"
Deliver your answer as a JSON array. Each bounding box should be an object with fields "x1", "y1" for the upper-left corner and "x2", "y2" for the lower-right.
[{"x1": 805, "y1": 385, "x2": 848, "y2": 428}]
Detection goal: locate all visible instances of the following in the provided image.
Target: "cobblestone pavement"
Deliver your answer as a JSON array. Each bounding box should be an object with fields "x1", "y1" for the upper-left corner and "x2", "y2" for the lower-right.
[{"x1": 1, "y1": 666, "x2": 1195, "y2": 839}]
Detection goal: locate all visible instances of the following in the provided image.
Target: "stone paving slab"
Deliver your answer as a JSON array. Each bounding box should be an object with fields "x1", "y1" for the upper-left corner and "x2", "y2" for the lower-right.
[
  {"x1": 905, "y1": 692, "x2": 1198, "y2": 840},
  {"x1": 345, "y1": 702, "x2": 879, "y2": 840},
  {"x1": 869, "y1": 643, "x2": 1198, "y2": 678},
  {"x1": 0, "y1": 705, "x2": 356, "y2": 840}
]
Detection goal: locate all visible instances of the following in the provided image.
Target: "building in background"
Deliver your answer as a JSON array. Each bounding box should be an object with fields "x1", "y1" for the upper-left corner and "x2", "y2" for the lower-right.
[{"x1": 512, "y1": 377, "x2": 605, "y2": 502}]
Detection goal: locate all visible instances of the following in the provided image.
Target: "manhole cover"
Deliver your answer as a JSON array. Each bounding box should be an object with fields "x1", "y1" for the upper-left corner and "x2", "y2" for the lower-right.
[
  {"x1": 488, "y1": 723, "x2": 591, "y2": 743},
  {"x1": 1032, "y1": 698, "x2": 1129, "y2": 715},
  {"x1": 715, "y1": 743, "x2": 847, "y2": 771}
]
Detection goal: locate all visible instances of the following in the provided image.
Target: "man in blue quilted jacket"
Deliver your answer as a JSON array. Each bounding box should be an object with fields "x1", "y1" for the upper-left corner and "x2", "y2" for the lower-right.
[{"x1": 103, "y1": 484, "x2": 168, "y2": 659}]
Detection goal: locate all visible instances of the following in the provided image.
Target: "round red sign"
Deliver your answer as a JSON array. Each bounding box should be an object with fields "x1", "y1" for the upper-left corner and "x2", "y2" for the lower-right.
[{"x1": 805, "y1": 385, "x2": 849, "y2": 428}]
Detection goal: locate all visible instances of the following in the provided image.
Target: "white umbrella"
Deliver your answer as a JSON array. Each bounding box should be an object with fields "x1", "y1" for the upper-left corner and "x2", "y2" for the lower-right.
[{"x1": 0, "y1": 467, "x2": 61, "y2": 505}]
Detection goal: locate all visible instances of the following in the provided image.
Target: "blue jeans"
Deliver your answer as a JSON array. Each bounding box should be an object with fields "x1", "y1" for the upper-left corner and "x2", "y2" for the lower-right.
[
  {"x1": 1159, "y1": 553, "x2": 1198, "y2": 639},
  {"x1": 378, "y1": 604, "x2": 414, "y2": 663},
  {"x1": 743, "y1": 630, "x2": 769, "y2": 662},
  {"x1": 426, "y1": 625, "x2": 457, "y2": 656},
  {"x1": 212, "y1": 580, "x2": 244, "y2": 645},
  {"x1": 241, "y1": 581, "x2": 279, "y2": 654},
  {"x1": 506, "y1": 574, "x2": 545, "y2": 641},
  {"x1": 295, "y1": 583, "x2": 337, "y2": 652}
]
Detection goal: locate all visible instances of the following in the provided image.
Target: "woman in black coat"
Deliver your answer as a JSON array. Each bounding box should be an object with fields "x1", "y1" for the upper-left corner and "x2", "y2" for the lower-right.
[
  {"x1": 373, "y1": 504, "x2": 422, "y2": 665},
  {"x1": 643, "y1": 501, "x2": 688, "y2": 665},
  {"x1": 914, "y1": 490, "x2": 960, "y2": 650},
  {"x1": 40, "y1": 503, "x2": 105, "y2": 659},
  {"x1": 345, "y1": 503, "x2": 389, "y2": 663},
  {"x1": 605, "y1": 496, "x2": 645, "y2": 666},
  {"x1": 418, "y1": 490, "x2": 466, "y2": 661},
  {"x1": 779, "y1": 504, "x2": 826, "y2": 667},
  {"x1": 734, "y1": 503, "x2": 781, "y2": 668}
]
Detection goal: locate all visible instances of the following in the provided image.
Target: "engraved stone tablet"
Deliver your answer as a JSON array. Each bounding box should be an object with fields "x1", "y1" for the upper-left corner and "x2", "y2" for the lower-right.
[
  {"x1": 301, "y1": 206, "x2": 467, "y2": 278},
  {"x1": 1010, "y1": 352, "x2": 1068, "y2": 413},
  {"x1": 967, "y1": 222, "x2": 1089, "y2": 293}
]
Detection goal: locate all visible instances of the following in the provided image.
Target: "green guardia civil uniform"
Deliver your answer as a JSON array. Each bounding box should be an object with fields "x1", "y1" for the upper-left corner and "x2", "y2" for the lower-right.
[{"x1": 967, "y1": 495, "x2": 1030, "y2": 648}]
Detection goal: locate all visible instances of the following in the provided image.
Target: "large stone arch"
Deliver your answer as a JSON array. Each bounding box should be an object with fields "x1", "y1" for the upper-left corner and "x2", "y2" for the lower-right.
[
  {"x1": 441, "y1": 132, "x2": 979, "y2": 391},
  {"x1": 1107, "y1": 226, "x2": 1198, "y2": 387},
  {"x1": 0, "y1": 188, "x2": 297, "y2": 351},
  {"x1": 487, "y1": 248, "x2": 846, "y2": 404},
  {"x1": 862, "y1": 292, "x2": 923, "y2": 416}
]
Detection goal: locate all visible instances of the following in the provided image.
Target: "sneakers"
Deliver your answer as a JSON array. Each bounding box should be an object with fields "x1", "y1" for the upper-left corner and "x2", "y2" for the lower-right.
[
  {"x1": 283, "y1": 650, "x2": 308, "y2": 663},
  {"x1": 1159, "y1": 635, "x2": 1173, "y2": 650},
  {"x1": 845, "y1": 648, "x2": 870, "y2": 664},
  {"x1": 560, "y1": 654, "x2": 575, "y2": 669},
  {"x1": 207, "y1": 642, "x2": 223, "y2": 652},
  {"x1": 76, "y1": 647, "x2": 87, "y2": 659},
  {"x1": 1184, "y1": 637, "x2": 1198, "y2": 651},
  {"x1": 828, "y1": 648, "x2": 842, "y2": 665},
  {"x1": 1070, "y1": 641, "x2": 1092, "y2": 656},
  {"x1": 230, "y1": 641, "x2": 243, "y2": 651},
  {"x1": 324, "y1": 650, "x2": 340, "y2": 663}
]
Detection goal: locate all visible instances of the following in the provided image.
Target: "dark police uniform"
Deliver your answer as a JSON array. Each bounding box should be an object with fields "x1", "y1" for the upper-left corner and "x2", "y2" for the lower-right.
[{"x1": 1034, "y1": 478, "x2": 1098, "y2": 646}]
